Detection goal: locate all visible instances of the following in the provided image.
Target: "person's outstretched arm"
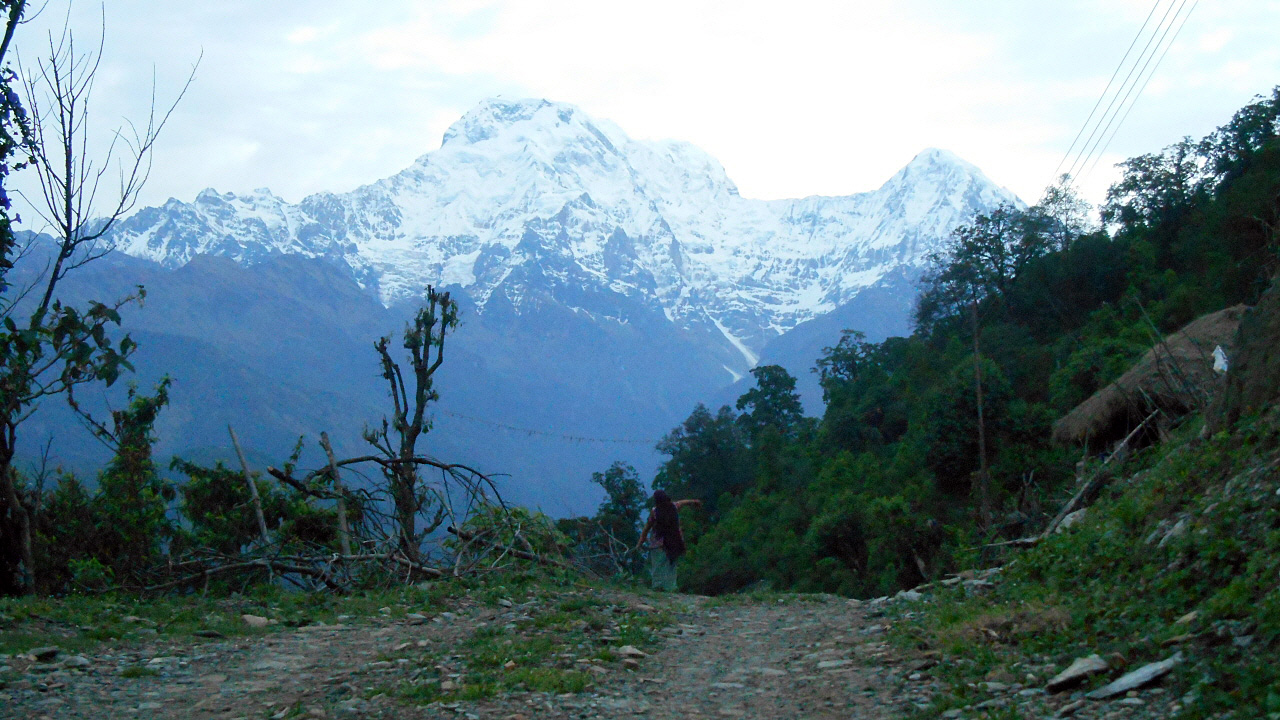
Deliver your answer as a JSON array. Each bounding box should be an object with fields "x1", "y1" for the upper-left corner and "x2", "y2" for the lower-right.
[
  {"x1": 673, "y1": 499, "x2": 703, "y2": 509},
  {"x1": 636, "y1": 515, "x2": 655, "y2": 550}
]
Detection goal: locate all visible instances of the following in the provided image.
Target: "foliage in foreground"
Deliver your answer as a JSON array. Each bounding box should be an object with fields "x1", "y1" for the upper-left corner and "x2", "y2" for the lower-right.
[{"x1": 894, "y1": 409, "x2": 1280, "y2": 719}]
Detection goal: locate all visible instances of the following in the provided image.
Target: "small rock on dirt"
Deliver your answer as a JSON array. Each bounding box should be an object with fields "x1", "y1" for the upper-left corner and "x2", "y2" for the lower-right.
[
  {"x1": 1046, "y1": 654, "x2": 1109, "y2": 691},
  {"x1": 27, "y1": 647, "x2": 59, "y2": 661},
  {"x1": 1085, "y1": 652, "x2": 1183, "y2": 700},
  {"x1": 1055, "y1": 699, "x2": 1086, "y2": 717},
  {"x1": 1057, "y1": 508, "x2": 1087, "y2": 532},
  {"x1": 963, "y1": 579, "x2": 995, "y2": 595},
  {"x1": 241, "y1": 614, "x2": 271, "y2": 628},
  {"x1": 617, "y1": 645, "x2": 647, "y2": 658}
]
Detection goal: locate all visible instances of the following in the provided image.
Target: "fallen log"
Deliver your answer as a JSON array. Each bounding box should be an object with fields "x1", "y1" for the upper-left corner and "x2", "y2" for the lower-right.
[
  {"x1": 140, "y1": 557, "x2": 348, "y2": 594},
  {"x1": 446, "y1": 526, "x2": 571, "y2": 570},
  {"x1": 983, "y1": 410, "x2": 1161, "y2": 550},
  {"x1": 136, "y1": 551, "x2": 443, "y2": 595}
]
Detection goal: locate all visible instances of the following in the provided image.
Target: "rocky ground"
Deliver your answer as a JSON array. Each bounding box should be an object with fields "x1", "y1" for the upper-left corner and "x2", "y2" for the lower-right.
[{"x1": 0, "y1": 585, "x2": 1194, "y2": 720}]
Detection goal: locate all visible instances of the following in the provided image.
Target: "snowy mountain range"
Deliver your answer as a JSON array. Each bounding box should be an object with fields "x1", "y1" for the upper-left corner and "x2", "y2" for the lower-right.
[
  {"x1": 111, "y1": 98, "x2": 1018, "y2": 376},
  {"x1": 16, "y1": 98, "x2": 1022, "y2": 513}
]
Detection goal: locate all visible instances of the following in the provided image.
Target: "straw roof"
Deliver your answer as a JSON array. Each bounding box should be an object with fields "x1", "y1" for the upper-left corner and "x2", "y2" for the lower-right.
[{"x1": 1052, "y1": 305, "x2": 1248, "y2": 447}]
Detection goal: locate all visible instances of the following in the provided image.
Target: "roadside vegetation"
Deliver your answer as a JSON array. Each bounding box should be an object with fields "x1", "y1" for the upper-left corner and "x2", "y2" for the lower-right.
[{"x1": 889, "y1": 406, "x2": 1280, "y2": 718}]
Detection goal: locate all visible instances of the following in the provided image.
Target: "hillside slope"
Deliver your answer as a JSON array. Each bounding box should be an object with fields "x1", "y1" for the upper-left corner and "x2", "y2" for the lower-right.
[{"x1": 896, "y1": 275, "x2": 1280, "y2": 719}]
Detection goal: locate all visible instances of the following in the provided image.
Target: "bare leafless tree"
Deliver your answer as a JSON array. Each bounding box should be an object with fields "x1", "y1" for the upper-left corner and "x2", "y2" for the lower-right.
[
  {"x1": 18, "y1": 24, "x2": 195, "y2": 305},
  {"x1": 0, "y1": 12, "x2": 194, "y2": 595}
]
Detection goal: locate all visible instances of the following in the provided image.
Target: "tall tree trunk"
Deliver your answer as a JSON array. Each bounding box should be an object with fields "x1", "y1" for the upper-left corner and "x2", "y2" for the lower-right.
[
  {"x1": 971, "y1": 300, "x2": 992, "y2": 533},
  {"x1": 320, "y1": 432, "x2": 352, "y2": 557},
  {"x1": 0, "y1": 464, "x2": 34, "y2": 594},
  {"x1": 394, "y1": 466, "x2": 418, "y2": 562},
  {"x1": 228, "y1": 426, "x2": 270, "y2": 547}
]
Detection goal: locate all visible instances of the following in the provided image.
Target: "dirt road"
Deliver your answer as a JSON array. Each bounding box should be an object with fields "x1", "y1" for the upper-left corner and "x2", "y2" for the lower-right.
[{"x1": 3, "y1": 589, "x2": 930, "y2": 720}]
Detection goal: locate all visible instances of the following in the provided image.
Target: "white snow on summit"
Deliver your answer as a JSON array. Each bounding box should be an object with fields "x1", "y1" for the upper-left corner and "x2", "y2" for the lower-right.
[{"x1": 110, "y1": 98, "x2": 1020, "y2": 362}]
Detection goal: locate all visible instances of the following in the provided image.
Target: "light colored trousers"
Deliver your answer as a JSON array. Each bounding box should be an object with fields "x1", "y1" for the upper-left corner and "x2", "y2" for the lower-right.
[{"x1": 648, "y1": 549, "x2": 677, "y2": 591}]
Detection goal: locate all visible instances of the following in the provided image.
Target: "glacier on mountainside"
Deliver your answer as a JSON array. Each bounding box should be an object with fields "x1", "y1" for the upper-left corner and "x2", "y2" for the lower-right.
[{"x1": 109, "y1": 98, "x2": 1020, "y2": 366}]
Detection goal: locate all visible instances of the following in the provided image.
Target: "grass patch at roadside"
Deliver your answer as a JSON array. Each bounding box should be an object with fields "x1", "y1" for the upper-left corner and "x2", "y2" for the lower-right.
[
  {"x1": 0, "y1": 573, "x2": 494, "y2": 656},
  {"x1": 391, "y1": 576, "x2": 678, "y2": 708},
  {"x1": 890, "y1": 413, "x2": 1280, "y2": 718}
]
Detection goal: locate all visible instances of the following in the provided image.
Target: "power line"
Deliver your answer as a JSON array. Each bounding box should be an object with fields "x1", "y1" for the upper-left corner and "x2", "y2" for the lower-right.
[
  {"x1": 1064, "y1": 0, "x2": 1181, "y2": 182},
  {"x1": 1074, "y1": 0, "x2": 1194, "y2": 181},
  {"x1": 1064, "y1": 0, "x2": 1179, "y2": 180},
  {"x1": 1081, "y1": 0, "x2": 1199, "y2": 182},
  {"x1": 436, "y1": 409, "x2": 659, "y2": 446},
  {"x1": 1053, "y1": 0, "x2": 1166, "y2": 178}
]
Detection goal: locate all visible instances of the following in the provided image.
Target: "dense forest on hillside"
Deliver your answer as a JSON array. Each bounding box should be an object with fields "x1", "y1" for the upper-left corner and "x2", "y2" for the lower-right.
[{"x1": 594, "y1": 87, "x2": 1280, "y2": 600}]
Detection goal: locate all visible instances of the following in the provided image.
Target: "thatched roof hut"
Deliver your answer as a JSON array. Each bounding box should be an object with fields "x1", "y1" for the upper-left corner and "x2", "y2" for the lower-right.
[{"x1": 1052, "y1": 305, "x2": 1248, "y2": 448}]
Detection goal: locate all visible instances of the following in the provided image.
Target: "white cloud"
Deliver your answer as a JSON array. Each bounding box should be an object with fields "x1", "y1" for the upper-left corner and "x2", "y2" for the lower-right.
[
  {"x1": 7, "y1": 0, "x2": 1279, "y2": 217},
  {"x1": 1196, "y1": 28, "x2": 1233, "y2": 53}
]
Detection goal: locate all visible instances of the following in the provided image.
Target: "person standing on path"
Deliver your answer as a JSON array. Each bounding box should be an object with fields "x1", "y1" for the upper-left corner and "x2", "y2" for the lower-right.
[{"x1": 636, "y1": 490, "x2": 701, "y2": 591}]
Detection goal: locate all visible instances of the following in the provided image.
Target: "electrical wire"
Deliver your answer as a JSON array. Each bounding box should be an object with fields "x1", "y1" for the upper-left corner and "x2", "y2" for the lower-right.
[
  {"x1": 1073, "y1": 0, "x2": 1193, "y2": 180},
  {"x1": 1064, "y1": 0, "x2": 1182, "y2": 182},
  {"x1": 1053, "y1": 0, "x2": 1167, "y2": 178},
  {"x1": 1080, "y1": 0, "x2": 1199, "y2": 182}
]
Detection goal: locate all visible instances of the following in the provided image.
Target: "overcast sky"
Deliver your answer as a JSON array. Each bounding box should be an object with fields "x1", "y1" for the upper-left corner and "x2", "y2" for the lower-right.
[{"x1": 11, "y1": 0, "x2": 1280, "y2": 217}]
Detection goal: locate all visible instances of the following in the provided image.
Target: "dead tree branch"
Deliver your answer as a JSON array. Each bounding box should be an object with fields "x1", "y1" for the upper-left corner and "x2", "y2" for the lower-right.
[
  {"x1": 446, "y1": 525, "x2": 571, "y2": 570},
  {"x1": 984, "y1": 409, "x2": 1161, "y2": 550}
]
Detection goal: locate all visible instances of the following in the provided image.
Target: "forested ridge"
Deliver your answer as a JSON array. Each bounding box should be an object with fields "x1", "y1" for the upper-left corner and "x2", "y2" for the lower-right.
[{"x1": 590, "y1": 87, "x2": 1280, "y2": 600}]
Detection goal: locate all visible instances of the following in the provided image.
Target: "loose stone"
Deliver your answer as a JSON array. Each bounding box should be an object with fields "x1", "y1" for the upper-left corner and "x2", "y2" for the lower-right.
[
  {"x1": 1085, "y1": 652, "x2": 1183, "y2": 700},
  {"x1": 1046, "y1": 655, "x2": 1109, "y2": 692}
]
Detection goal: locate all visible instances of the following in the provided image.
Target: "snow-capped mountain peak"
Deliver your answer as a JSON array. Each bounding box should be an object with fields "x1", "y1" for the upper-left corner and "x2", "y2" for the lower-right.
[
  {"x1": 108, "y1": 98, "x2": 1020, "y2": 372},
  {"x1": 440, "y1": 97, "x2": 628, "y2": 152}
]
